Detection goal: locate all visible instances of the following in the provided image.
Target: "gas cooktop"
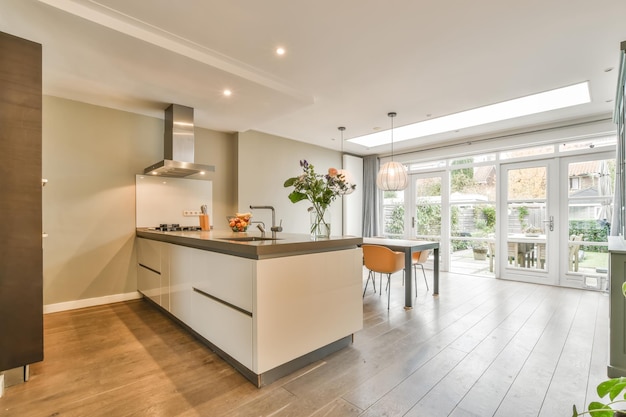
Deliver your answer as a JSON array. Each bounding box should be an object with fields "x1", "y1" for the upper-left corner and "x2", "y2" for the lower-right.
[{"x1": 149, "y1": 224, "x2": 202, "y2": 232}]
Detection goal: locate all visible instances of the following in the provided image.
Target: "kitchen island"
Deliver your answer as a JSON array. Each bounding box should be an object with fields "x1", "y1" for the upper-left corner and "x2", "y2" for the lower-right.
[{"x1": 135, "y1": 228, "x2": 363, "y2": 387}]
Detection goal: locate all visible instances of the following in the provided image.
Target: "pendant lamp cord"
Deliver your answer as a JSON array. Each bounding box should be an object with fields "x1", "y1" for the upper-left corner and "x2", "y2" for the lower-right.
[
  {"x1": 338, "y1": 126, "x2": 345, "y2": 168},
  {"x1": 388, "y1": 112, "x2": 397, "y2": 162}
]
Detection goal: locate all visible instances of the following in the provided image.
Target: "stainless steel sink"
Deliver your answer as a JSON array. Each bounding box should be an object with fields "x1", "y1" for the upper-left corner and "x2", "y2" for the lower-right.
[{"x1": 219, "y1": 236, "x2": 281, "y2": 242}]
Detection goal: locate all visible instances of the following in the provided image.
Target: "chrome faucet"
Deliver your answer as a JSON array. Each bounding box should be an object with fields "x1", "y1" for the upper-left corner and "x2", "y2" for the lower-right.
[
  {"x1": 249, "y1": 205, "x2": 282, "y2": 239},
  {"x1": 250, "y1": 221, "x2": 266, "y2": 237}
]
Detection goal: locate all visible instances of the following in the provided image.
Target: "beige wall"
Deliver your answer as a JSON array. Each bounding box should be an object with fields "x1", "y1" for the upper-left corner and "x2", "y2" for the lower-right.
[
  {"x1": 237, "y1": 130, "x2": 343, "y2": 235},
  {"x1": 42, "y1": 97, "x2": 236, "y2": 306},
  {"x1": 194, "y1": 126, "x2": 237, "y2": 230}
]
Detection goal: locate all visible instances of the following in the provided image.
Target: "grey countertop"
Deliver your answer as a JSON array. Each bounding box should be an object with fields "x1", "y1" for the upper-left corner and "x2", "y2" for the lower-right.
[{"x1": 136, "y1": 228, "x2": 363, "y2": 259}]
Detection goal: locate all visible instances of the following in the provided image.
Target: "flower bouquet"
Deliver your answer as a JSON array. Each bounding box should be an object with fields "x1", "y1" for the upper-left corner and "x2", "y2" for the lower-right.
[{"x1": 284, "y1": 160, "x2": 356, "y2": 238}]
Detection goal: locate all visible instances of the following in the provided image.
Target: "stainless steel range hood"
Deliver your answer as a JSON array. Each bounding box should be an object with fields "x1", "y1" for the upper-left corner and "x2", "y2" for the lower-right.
[{"x1": 143, "y1": 104, "x2": 215, "y2": 179}]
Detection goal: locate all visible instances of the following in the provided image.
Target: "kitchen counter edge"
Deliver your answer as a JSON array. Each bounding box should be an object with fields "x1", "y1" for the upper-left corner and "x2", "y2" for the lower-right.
[{"x1": 136, "y1": 228, "x2": 363, "y2": 259}]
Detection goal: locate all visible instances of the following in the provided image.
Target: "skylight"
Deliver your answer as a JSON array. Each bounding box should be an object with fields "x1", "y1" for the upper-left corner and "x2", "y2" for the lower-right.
[{"x1": 348, "y1": 82, "x2": 591, "y2": 148}]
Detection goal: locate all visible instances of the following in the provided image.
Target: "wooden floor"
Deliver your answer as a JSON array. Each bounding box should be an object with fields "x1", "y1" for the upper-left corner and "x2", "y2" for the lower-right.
[{"x1": 0, "y1": 270, "x2": 611, "y2": 417}]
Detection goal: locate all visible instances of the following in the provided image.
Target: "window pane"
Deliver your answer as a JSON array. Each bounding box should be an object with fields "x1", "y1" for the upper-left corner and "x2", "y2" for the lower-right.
[
  {"x1": 507, "y1": 167, "x2": 546, "y2": 200},
  {"x1": 450, "y1": 165, "x2": 497, "y2": 201},
  {"x1": 448, "y1": 165, "x2": 497, "y2": 263},
  {"x1": 567, "y1": 159, "x2": 615, "y2": 198},
  {"x1": 415, "y1": 177, "x2": 441, "y2": 239},
  {"x1": 449, "y1": 154, "x2": 496, "y2": 165},
  {"x1": 500, "y1": 145, "x2": 554, "y2": 160},
  {"x1": 566, "y1": 157, "x2": 612, "y2": 280},
  {"x1": 382, "y1": 190, "x2": 404, "y2": 238},
  {"x1": 408, "y1": 160, "x2": 446, "y2": 172}
]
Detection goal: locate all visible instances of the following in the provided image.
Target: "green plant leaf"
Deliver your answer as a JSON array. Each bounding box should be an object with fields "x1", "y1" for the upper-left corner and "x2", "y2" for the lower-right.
[
  {"x1": 609, "y1": 380, "x2": 626, "y2": 401},
  {"x1": 284, "y1": 177, "x2": 298, "y2": 187},
  {"x1": 597, "y1": 379, "x2": 618, "y2": 397},
  {"x1": 598, "y1": 378, "x2": 626, "y2": 399},
  {"x1": 284, "y1": 160, "x2": 356, "y2": 211},
  {"x1": 588, "y1": 401, "x2": 614, "y2": 417},
  {"x1": 287, "y1": 192, "x2": 308, "y2": 204}
]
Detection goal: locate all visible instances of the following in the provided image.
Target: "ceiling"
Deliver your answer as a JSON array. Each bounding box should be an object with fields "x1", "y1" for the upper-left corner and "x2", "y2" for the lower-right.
[{"x1": 2, "y1": 0, "x2": 625, "y2": 156}]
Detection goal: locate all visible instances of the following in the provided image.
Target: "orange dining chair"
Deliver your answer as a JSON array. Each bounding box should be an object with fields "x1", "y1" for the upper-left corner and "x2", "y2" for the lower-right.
[
  {"x1": 362, "y1": 244, "x2": 405, "y2": 310},
  {"x1": 411, "y1": 250, "x2": 431, "y2": 294}
]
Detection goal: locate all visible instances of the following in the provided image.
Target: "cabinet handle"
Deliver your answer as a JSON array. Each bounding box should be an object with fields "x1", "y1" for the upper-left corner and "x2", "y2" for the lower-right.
[
  {"x1": 138, "y1": 263, "x2": 160, "y2": 275},
  {"x1": 192, "y1": 287, "x2": 252, "y2": 317}
]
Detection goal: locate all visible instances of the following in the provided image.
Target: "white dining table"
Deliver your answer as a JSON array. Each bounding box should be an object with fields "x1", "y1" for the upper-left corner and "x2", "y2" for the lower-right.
[{"x1": 362, "y1": 237, "x2": 440, "y2": 309}]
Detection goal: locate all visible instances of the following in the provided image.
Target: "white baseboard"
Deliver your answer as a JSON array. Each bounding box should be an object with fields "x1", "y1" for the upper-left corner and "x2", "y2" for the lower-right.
[{"x1": 44, "y1": 292, "x2": 143, "y2": 314}]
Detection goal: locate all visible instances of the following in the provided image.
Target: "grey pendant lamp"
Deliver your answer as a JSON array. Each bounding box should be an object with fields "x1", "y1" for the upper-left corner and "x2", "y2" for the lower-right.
[{"x1": 376, "y1": 112, "x2": 408, "y2": 191}]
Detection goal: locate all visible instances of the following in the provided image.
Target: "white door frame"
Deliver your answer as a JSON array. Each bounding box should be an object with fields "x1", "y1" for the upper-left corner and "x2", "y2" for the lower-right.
[
  {"x1": 558, "y1": 150, "x2": 615, "y2": 288},
  {"x1": 407, "y1": 171, "x2": 449, "y2": 271},
  {"x1": 498, "y1": 158, "x2": 559, "y2": 285}
]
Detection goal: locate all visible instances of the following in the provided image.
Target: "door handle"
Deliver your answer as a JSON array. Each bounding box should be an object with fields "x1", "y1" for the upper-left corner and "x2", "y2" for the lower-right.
[{"x1": 542, "y1": 216, "x2": 554, "y2": 232}]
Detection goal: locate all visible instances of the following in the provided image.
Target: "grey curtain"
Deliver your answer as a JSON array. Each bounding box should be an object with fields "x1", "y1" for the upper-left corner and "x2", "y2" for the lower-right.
[
  {"x1": 612, "y1": 50, "x2": 625, "y2": 237},
  {"x1": 362, "y1": 155, "x2": 379, "y2": 237},
  {"x1": 611, "y1": 98, "x2": 624, "y2": 236}
]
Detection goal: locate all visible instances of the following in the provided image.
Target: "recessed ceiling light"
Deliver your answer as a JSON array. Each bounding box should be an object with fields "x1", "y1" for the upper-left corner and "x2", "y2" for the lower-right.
[
  {"x1": 348, "y1": 81, "x2": 591, "y2": 148},
  {"x1": 276, "y1": 47, "x2": 286, "y2": 56},
  {"x1": 223, "y1": 89, "x2": 232, "y2": 96}
]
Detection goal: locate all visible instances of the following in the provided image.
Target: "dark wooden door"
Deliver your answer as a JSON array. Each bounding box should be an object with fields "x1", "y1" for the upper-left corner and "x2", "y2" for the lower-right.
[{"x1": 0, "y1": 31, "x2": 43, "y2": 371}]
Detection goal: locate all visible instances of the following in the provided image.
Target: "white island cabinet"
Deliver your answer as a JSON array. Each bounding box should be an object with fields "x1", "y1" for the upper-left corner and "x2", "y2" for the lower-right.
[
  {"x1": 169, "y1": 244, "x2": 198, "y2": 326},
  {"x1": 191, "y1": 250, "x2": 254, "y2": 369},
  {"x1": 136, "y1": 238, "x2": 164, "y2": 306},
  {"x1": 135, "y1": 231, "x2": 363, "y2": 387},
  {"x1": 254, "y1": 249, "x2": 362, "y2": 374}
]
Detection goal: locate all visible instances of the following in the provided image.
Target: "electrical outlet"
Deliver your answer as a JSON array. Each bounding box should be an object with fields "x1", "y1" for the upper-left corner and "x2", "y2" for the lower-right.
[{"x1": 183, "y1": 210, "x2": 202, "y2": 216}]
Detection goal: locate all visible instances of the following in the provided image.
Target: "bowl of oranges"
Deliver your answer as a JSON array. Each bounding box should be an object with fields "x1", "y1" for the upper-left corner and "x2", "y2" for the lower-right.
[{"x1": 227, "y1": 212, "x2": 252, "y2": 232}]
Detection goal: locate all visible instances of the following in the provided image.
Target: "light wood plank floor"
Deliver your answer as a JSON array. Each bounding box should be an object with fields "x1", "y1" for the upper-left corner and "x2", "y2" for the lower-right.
[{"x1": 0, "y1": 271, "x2": 610, "y2": 417}]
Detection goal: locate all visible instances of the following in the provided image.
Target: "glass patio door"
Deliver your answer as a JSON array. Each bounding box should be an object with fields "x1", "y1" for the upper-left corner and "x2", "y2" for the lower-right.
[
  {"x1": 408, "y1": 172, "x2": 447, "y2": 270},
  {"x1": 411, "y1": 174, "x2": 444, "y2": 241},
  {"x1": 499, "y1": 160, "x2": 558, "y2": 285},
  {"x1": 560, "y1": 152, "x2": 614, "y2": 289}
]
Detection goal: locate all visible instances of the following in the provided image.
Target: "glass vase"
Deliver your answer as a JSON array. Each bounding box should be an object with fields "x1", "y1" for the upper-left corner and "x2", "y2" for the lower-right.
[{"x1": 310, "y1": 209, "x2": 331, "y2": 239}]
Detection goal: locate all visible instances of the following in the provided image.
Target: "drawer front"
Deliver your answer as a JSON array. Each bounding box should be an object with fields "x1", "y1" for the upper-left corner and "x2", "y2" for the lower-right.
[
  {"x1": 137, "y1": 265, "x2": 160, "y2": 305},
  {"x1": 137, "y1": 238, "x2": 162, "y2": 273},
  {"x1": 193, "y1": 251, "x2": 253, "y2": 312},
  {"x1": 169, "y1": 244, "x2": 197, "y2": 325},
  {"x1": 191, "y1": 289, "x2": 252, "y2": 369}
]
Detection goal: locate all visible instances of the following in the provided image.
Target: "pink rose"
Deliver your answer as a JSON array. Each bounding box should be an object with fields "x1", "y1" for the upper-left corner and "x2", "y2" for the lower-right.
[{"x1": 328, "y1": 168, "x2": 338, "y2": 177}]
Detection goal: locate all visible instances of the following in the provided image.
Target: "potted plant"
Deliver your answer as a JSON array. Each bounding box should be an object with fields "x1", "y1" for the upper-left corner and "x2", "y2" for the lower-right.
[
  {"x1": 518, "y1": 206, "x2": 529, "y2": 231},
  {"x1": 472, "y1": 242, "x2": 488, "y2": 260},
  {"x1": 471, "y1": 210, "x2": 494, "y2": 261},
  {"x1": 573, "y1": 375, "x2": 626, "y2": 416}
]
